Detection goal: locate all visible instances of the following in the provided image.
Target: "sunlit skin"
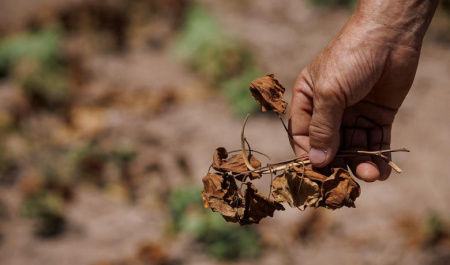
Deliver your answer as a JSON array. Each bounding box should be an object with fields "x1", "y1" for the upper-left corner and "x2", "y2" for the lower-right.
[{"x1": 289, "y1": 0, "x2": 439, "y2": 182}]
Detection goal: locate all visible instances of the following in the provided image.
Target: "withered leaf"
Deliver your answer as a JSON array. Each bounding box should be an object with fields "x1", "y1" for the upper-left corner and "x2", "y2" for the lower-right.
[
  {"x1": 271, "y1": 171, "x2": 321, "y2": 210},
  {"x1": 249, "y1": 74, "x2": 288, "y2": 115},
  {"x1": 292, "y1": 166, "x2": 328, "y2": 183},
  {"x1": 304, "y1": 168, "x2": 328, "y2": 183},
  {"x1": 320, "y1": 168, "x2": 361, "y2": 210},
  {"x1": 201, "y1": 173, "x2": 242, "y2": 221},
  {"x1": 212, "y1": 147, "x2": 228, "y2": 169},
  {"x1": 212, "y1": 147, "x2": 262, "y2": 180},
  {"x1": 202, "y1": 172, "x2": 240, "y2": 201},
  {"x1": 202, "y1": 174, "x2": 284, "y2": 224},
  {"x1": 202, "y1": 173, "x2": 228, "y2": 200},
  {"x1": 239, "y1": 184, "x2": 285, "y2": 225},
  {"x1": 207, "y1": 196, "x2": 240, "y2": 222}
]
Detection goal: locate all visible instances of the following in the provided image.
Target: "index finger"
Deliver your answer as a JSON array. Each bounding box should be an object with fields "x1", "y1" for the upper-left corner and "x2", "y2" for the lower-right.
[{"x1": 288, "y1": 72, "x2": 314, "y2": 159}]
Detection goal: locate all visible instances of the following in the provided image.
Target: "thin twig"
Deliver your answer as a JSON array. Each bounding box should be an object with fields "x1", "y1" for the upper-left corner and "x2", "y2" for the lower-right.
[
  {"x1": 297, "y1": 160, "x2": 305, "y2": 202},
  {"x1": 262, "y1": 148, "x2": 408, "y2": 173},
  {"x1": 241, "y1": 114, "x2": 255, "y2": 171},
  {"x1": 232, "y1": 148, "x2": 409, "y2": 177},
  {"x1": 268, "y1": 164, "x2": 274, "y2": 200},
  {"x1": 337, "y1": 148, "x2": 410, "y2": 156},
  {"x1": 278, "y1": 115, "x2": 296, "y2": 156}
]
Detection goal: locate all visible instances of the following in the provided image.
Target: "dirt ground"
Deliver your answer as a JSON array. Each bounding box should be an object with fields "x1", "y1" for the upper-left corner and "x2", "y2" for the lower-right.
[{"x1": 0, "y1": 1, "x2": 450, "y2": 265}]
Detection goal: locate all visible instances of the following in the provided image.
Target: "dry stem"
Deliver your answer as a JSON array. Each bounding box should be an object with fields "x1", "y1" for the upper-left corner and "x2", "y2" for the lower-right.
[
  {"x1": 237, "y1": 114, "x2": 409, "y2": 177},
  {"x1": 241, "y1": 114, "x2": 255, "y2": 171},
  {"x1": 231, "y1": 148, "x2": 410, "y2": 178}
]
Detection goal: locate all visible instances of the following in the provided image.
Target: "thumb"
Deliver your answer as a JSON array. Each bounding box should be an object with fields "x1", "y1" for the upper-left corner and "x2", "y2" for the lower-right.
[{"x1": 308, "y1": 87, "x2": 345, "y2": 167}]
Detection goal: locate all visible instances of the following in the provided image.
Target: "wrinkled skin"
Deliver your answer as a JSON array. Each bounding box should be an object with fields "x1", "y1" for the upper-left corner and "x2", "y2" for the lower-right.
[{"x1": 289, "y1": 0, "x2": 439, "y2": 182}]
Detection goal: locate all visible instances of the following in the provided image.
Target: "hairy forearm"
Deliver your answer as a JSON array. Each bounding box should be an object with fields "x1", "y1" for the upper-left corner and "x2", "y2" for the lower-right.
[{"x1": 346, "y1": 0, "x2": 440, "y2": 50}]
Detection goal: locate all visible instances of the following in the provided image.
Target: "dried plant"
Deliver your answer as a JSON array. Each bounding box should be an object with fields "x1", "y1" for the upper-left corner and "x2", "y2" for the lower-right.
[{"x1": 202, "y1": 74, "x2": 409, "y2": 225}]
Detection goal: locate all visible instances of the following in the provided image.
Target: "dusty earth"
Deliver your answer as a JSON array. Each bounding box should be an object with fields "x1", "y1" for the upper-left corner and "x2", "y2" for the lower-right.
[{"x1": 1, "y1": 1, "x2": 450, "y2": 265}]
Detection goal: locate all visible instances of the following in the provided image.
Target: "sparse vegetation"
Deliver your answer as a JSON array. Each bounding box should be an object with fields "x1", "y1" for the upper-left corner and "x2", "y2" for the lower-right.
[
  {"x1": 169, "y1": 186, "x2": 261, "y2": 261},
  {"x1": 0, "y1": 1, "x2": 448, "y2": 265},
  {"x1": 22, "y1": 190, "x2": 66, "y2": 237},
  {"x1": 0, "y1": 25, "x2": 71, "y2": 109},
  {"x1": 173, "y1": 5, "x2": 261, "y2": 116},
  {"x1": 0, "y1": 26, "x2": 62, "y2": 77}
]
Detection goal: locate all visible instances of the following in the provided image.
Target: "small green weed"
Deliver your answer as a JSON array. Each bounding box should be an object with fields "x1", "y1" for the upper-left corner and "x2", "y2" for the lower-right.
[
  {"x1": 0, "y1": 25, "x2": 71, "y2": 109},
  {"x1": 169, "y1": 186, "x2": 261, "y2": 261},
  {"x1": 221, "y1": 68, "x2": 262, "y2": 116},
  {"x1": 22, "y1": 190, "x2": 66, "y2": 238},
  {"x1": 0, "y1": 25, "x2": 62, "y2": 77},
  {"x1": 173, "y1": 5, "x2": 262, "y2": 116}
]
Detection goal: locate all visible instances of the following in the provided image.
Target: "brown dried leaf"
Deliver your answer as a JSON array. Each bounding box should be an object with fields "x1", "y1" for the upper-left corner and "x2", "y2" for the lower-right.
[
  {"x1": 212, "y1": 147, "x2": 262, "y2": 180},
  {"x1": 320, "y1": 168, "x2": 361, "y2": 210},
  {"x1": 239, "y1": 184, "x2": 285, "y2": 225},
  {"x1": 202, "y1": 173, "x2": 227, "y2": 201},
  {"x1": 292, "y1": 166, "x2": 329, "y2": 183},
  {"x1": 212, "y1": 147, "x2": 228, "y2": 169},
  {"x1": 271, "y1": 171, "x2": 321, "y2": 210},
  {"x1": 207, "y1": 196, "x2": 240, "y2": 222},
  {"x1": 249, "y1": 74, "x2": 288, "y2": 115},
  {"x1": 201, "y1": 173, "x2": 242, "y2": 222},
  {"x1": 202, "y1": 173, "x2": 239, "y2": 203},
  {"x1": 304, "y1": 168, "x2": 328, "y2": 183}
]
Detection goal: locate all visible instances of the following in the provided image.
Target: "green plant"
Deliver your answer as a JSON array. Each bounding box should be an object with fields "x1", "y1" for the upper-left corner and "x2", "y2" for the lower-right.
[
  {"x1": 20, "y1": 156, "x2": 74, "y2": 238},
  {"x1": 221, "y1": 68, "x2": 263, "y2": 116},
  {"x1": 22, "y1": 190, "x2": 66, "y2": 238},
  {"x1": 20, "y1": 64, "x2": 70, "y2": 107},
  {"x1": 169, "y1": 186, "x2": 203, "y2": 232},
  {"x1": 168, "y1": 186, "x2": 261, "y2": 261},
  {"x1": 424, "y1": 212, "x2": 450, "y2": 247},
  {"x1": 111, "y1": 146, "x2": 136, "y2": 164},
  {"x1": 173, "y1": 5, "x2": 253, "y2": 83},
  {"x1": 173, "y1": 4, "x2": 262, "y2": 116},
  {"x1": 0, "y1": 25, "x2": 71, "y2": 108},
  {"x1": 0, "y1": 25, "x2": 62, "y2": 77}
]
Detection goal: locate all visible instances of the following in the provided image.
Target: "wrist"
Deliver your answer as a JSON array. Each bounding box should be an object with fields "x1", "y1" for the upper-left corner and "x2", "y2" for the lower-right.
[{"x1": 345, "y1": 0, "x2": 439, "y2": 50}]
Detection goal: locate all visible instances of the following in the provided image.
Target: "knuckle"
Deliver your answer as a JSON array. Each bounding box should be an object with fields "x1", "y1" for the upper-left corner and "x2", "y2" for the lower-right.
[
  {"x1": 316, "y1": 85, "x2": 338, "y2": 98},
  {"x1": 315, "y1": 83, "x2": 347, "y2": 108},
  {"x1": 294, "y1": 69, "x2": 313, "y2": 95},
  {"x1": 309, "y1": 121, "x2": 334, "y2": 145}
]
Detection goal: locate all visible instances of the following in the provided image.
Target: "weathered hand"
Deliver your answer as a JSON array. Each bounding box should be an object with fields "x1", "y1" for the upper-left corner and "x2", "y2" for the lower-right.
[{"x1": 288, "y1": 0, "x2": 438, "y2": 181}]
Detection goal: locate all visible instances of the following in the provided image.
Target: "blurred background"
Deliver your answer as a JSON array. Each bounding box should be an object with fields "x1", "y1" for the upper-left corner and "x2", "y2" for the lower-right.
[{"x1": 0, "y1": 0, "x2": 449, "y2": 264}]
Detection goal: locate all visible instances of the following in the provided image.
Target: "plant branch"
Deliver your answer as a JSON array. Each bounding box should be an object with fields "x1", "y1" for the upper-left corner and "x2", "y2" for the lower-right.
[
  {"x1": 233, "y1": 148, "x2": 409, "y2": 177},
  {"x1": 241, "y1": 114, "x2": 255, "y2": 171}
]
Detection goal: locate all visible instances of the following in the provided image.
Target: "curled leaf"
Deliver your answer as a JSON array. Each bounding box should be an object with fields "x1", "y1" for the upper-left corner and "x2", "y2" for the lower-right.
[
  {"x1": 249, "y1": 74, "x2": 287, "y2": 115},
  {"x1": 202, "y1": 173, "x2": 238, "y2": 201},
  {"x1": 320, "y1": 168, "x2": 361, "y2": 210},
  {"x1": 202, "y1": 174, "x2": 283, "y2": 224},
  {"x1": 207, "y1": 196, "x2": 240, "y2": 222},
  {"x1": 303, "y1": 168, "x2": 328, "y2": 183},
  {"x1": 201, "y1": 173, "x2": 243, "y2": 222},
  {"x1": 212, "y1": 147, "x2": 228, "y2": 169},
  {"x1": 239, "y1": 184, "x2": 285, "y2": 225},
  {"x1": 212, "y1": 147, "x2": 262, "y2": 180},
  {"x1": 271, "y1": 171, "x2": 321, "y2": 210}
]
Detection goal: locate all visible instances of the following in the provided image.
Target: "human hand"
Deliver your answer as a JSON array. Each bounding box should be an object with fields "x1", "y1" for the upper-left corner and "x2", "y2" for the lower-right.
[{"x1": 288, "y1": 0, "x2": 438, "y2": 182}]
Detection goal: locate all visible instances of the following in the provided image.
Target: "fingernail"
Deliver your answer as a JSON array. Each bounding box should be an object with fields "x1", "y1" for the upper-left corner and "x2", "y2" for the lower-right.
[{"x1": 309, "y1": 148, "x2": 327, "y2": 164}]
